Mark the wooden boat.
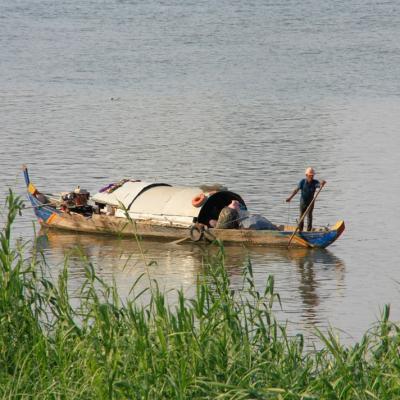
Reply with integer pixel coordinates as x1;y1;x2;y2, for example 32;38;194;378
23;166;345;249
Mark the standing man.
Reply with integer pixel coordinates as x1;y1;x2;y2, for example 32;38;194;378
286;167;326;231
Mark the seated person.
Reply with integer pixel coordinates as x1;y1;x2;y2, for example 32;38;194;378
216;200;241;229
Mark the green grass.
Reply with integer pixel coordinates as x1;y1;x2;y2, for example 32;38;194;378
1;191;400;399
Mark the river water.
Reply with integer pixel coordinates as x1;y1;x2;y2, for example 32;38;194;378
1;0;400;343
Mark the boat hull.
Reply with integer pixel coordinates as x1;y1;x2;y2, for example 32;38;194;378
27;195;344;249
23;167;345;249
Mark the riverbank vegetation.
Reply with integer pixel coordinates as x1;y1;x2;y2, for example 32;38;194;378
1;192;400;399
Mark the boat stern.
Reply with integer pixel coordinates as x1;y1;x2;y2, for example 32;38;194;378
302;220;345;248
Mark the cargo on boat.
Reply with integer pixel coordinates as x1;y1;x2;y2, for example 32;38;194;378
23;166;345;249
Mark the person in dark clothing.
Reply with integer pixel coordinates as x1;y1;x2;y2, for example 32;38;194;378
286;167;326;231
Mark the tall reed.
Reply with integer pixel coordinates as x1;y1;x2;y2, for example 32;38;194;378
1;192;399;399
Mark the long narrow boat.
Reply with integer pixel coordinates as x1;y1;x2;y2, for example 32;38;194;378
23;166;345;249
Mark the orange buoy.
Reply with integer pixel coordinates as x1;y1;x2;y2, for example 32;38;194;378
192;193;206;207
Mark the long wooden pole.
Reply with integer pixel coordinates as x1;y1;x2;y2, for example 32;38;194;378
287;184;325;248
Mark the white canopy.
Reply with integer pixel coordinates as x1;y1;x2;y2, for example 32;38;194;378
127;186;203;217
113;185;206;226
92;181;170;209
92;180;245;227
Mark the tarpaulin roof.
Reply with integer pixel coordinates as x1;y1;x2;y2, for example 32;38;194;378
92;182;170;209
92;180;246;226
127;186;204;218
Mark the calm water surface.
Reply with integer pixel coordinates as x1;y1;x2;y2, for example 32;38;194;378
1;0;400;343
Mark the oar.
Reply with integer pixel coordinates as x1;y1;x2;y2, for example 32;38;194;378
287;183;325;248
169;237;191;245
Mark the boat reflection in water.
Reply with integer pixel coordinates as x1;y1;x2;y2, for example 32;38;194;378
35;229;345;330
35;229;207;303
218;243;345;328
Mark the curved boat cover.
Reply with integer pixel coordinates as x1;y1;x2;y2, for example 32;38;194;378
114;185;205;225
93;180;245;227
92;182;170;209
